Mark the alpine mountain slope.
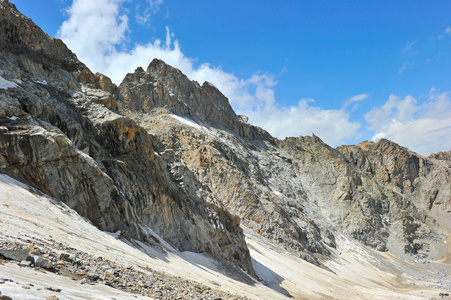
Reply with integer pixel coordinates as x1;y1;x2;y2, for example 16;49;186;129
0;1;450;299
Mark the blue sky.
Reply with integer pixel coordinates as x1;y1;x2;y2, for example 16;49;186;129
13;0;451;155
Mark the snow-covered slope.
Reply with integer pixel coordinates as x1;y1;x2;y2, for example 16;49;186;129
1;174;449;299
0;174;282;299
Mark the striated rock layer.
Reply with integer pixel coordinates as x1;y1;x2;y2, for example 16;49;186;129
0;0;450;284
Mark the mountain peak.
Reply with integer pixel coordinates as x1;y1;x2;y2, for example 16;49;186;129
117;59;273;140
146;58;185;77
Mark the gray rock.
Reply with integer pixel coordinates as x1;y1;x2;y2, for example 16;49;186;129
0;248;29;261
59;253;73;262
116;59;272;141
45;287;62;293
34;256;54;269
86;272;100;281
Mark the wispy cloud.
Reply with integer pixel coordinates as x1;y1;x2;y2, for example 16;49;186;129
446;27;451;36
247;98;361;145
401;40;417;55
365;89;451;155
136;0;163;25
344;93;369;111
398;61;414;74
188;66;361;145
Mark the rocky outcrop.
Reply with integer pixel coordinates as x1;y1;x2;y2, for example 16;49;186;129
338;140;451;231
429;150;451;161
279;136;449;258
134;116;336;265
0;0;99;91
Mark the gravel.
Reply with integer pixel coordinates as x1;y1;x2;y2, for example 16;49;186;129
0;237;249;300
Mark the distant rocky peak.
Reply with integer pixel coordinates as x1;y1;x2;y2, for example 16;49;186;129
429;150;451;161
144;58;233;116
117;58;273;140
374;138;411;154
146;58;191;84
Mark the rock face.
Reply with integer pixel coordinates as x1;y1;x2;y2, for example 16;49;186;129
0;0;450;282
0;0;253;275
279;136;450;258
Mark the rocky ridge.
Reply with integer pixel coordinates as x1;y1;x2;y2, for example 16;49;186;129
0;0;450;298
279;136;450;259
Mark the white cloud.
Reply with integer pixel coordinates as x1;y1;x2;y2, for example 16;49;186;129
190;67;361;146
365;90;451;156
56;0;361;147
345;93;369;105
58;0;129;72
192;69;360;146
247;98;361;146
58;0;191;83
446;27;451;36
401;40;417;55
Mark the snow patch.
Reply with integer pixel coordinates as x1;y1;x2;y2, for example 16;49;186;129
169;114;230;145
7;116;18;121
0;75;18;89
35;79;48;85
170;114;204;131
272;190;283;197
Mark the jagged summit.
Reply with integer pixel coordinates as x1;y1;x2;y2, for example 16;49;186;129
117;58;273;141
117;58;236;122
